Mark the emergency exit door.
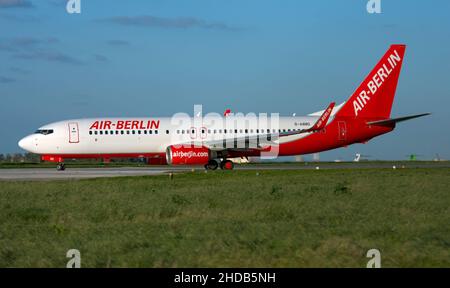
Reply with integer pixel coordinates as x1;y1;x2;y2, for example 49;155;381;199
68;122;79;143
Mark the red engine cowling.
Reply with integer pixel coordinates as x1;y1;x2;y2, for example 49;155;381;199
166;145;211;165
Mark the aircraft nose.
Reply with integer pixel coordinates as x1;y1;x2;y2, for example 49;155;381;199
18;136;33;151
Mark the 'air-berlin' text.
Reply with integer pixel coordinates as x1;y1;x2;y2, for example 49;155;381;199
89;120;160;130
353;49;401;116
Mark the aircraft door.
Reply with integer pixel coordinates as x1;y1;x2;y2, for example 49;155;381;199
338;121;347;141
68;122;80;143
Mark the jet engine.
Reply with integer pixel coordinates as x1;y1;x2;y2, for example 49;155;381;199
166;145;211;165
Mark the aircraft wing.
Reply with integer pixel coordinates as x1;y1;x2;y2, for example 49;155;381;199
202;102;336;150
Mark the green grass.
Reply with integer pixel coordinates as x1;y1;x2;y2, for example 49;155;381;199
0;168;449;267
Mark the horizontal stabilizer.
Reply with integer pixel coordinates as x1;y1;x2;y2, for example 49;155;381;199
366;113;430;127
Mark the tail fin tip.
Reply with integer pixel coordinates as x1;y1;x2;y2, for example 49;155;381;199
337;44;406;119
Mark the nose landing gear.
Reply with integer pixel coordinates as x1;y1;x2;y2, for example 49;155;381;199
56;163;66;171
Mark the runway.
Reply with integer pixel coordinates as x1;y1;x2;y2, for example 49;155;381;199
0;162;448;181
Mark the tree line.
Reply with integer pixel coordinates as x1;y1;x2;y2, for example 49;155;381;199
0;153;41;163
0;153;151;164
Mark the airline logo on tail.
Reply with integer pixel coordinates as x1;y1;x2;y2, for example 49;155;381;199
353;49;402;116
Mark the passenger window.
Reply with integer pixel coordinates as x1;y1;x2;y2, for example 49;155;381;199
100;131;103;135
155;130;158;134
121;131;124;135
166;130;169;134
127;131;130;134
144;130;147;134
89;131;92;135
105;131;108;135
138;130;141;134
149;130;153;134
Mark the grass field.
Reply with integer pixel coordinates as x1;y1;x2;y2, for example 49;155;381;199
0;168;449;267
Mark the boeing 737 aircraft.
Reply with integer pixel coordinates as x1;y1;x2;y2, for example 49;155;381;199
18;45;429;170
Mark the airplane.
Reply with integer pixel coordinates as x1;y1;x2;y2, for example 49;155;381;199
18;44;430;171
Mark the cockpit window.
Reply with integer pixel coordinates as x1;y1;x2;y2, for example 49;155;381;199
35;129;54;135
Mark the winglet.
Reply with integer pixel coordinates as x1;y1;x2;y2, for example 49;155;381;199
223;109;232;117
309;102;335;131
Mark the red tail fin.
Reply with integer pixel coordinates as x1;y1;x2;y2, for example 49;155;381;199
337;44;406;119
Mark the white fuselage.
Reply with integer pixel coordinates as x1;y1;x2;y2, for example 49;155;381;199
18;116;319;156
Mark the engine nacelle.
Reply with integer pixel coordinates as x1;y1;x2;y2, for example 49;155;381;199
166;145;211;165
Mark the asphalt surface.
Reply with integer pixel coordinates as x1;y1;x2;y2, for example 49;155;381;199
0;162;448;181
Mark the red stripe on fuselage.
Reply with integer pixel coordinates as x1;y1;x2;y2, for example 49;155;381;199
41;153;166;162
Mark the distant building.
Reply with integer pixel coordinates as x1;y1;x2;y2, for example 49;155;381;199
295;155;304;162
313;153;320;162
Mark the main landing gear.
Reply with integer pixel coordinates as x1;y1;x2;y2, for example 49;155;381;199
204;160;218;170
220;160;234;170
204;159;234;170
56;163;66;171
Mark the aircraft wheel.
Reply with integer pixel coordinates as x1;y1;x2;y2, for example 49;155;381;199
220;160;234;170
204;160;218;170
56;163;66;171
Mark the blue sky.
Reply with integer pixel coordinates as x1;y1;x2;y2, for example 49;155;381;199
0;0;449;160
